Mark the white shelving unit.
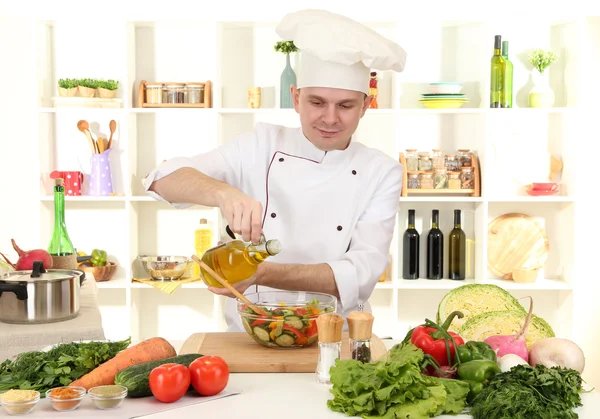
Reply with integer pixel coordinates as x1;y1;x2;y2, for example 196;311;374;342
30;15;598;351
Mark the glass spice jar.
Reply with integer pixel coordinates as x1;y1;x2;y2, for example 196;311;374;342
445;154;460;172
165;83;186;104
434;168;448;189
460;167;475;189
458;149;472;167
420;173;434;189
407;173;420;189
145;83;163;104
405;149;418;171
431;149;445;170
186;83;204;104
448;172;461;189
418;153;432;171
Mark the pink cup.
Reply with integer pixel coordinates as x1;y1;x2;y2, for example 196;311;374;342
50;171;84;196
531;182;558;192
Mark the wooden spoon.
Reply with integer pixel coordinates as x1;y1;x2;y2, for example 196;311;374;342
191;255;268;316
77;120;98;154
107;120;116;149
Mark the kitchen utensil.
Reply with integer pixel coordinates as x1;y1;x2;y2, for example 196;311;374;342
138;255;191;281
79;261;117;282
0;260;86;324
237;290;337;348
97;137;106;153
179;332;387;373
107;120;116;149
488;213;549;280
77;120;98;154
49;170;84;196
191;255;268;316
88;148;114;196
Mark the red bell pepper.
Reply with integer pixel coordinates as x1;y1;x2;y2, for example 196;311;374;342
282;324;308;345
410;311;465;367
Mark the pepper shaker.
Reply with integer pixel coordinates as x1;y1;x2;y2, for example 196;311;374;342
315;313;344;384
347;311;374;363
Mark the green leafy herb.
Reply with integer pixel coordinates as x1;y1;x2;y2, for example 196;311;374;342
528;49;558;74
0;338;131;396
274;40;298;55
470;363;583;419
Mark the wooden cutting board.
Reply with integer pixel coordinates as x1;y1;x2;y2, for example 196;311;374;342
179;332;389;373
488;213;549;280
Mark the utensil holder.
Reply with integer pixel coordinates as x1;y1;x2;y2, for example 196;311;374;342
88;149;114;196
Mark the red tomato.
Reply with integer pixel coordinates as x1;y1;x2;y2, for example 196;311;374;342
189;356;230;396
149;363;191;403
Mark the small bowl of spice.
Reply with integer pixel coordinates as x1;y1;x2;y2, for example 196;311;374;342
88;385;127;410
45;386;86;412
0;389;40;416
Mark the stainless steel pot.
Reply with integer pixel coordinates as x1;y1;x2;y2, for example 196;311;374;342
0;260;86;324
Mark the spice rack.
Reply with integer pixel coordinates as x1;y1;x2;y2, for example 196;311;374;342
137;80;213;108
399;151;481;197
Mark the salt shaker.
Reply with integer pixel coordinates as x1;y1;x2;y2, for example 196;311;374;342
347;311;374;363
315;313;344;384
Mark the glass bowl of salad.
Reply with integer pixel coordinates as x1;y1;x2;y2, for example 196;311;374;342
237;291;337;348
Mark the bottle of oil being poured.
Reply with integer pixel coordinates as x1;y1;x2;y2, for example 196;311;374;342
199;233;281;287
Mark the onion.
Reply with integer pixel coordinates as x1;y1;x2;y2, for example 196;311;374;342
484;296;533;362
497;354;529;372
0;239;53;271
529;337;585;374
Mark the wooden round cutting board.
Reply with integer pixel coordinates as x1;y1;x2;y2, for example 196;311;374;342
488;213;549;280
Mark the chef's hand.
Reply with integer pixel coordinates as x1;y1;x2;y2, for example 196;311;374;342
217;186;263;244
208;276;256;298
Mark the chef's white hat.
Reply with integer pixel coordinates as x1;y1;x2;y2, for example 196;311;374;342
275;9;407;95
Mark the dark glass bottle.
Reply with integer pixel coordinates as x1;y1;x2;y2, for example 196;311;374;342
47;178;75;256
402;209;419;279
427;209;443;280
448;209;466;280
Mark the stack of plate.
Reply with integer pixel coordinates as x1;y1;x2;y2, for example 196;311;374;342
419;82;468;109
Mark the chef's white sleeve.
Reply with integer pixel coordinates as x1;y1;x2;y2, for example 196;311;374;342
326;162;403;312
141;131;258;208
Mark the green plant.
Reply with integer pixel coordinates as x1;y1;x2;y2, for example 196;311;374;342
77;78;99;89
97;79;119;90
58;78;78;89
527;49;558;74
274;40;298;55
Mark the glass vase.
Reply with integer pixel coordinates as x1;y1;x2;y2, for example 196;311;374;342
280;54;296;109
528;70;555;108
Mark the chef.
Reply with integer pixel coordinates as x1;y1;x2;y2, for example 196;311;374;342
143;9;407;332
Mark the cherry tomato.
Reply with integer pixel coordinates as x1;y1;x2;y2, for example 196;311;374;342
189;355;230;396
149;363;191;403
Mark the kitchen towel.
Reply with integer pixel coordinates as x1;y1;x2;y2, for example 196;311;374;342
132;276;204;295
27;387;241;418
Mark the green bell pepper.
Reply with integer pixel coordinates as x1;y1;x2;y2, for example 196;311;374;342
90;249;107;267
456;340;497;363
457;359;501;403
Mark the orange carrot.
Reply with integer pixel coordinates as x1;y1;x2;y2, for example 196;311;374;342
69;337;176;390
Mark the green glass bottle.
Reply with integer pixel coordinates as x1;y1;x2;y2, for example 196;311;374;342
490;35;506;108
501;40;513;108
48;178;75;256
448;209;466;280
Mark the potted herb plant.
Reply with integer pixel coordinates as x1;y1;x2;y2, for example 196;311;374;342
78;78;98;98
527;49;558;108
274;40;299;108
97;79;119;98
57;78;78;97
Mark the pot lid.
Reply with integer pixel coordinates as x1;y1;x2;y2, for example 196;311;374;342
0;260;80;283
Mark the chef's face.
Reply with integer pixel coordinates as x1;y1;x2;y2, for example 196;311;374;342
292;86;372;151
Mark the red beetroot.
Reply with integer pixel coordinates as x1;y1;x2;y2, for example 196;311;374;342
0;239;53;270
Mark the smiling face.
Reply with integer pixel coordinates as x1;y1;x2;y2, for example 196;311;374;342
292;86;372;151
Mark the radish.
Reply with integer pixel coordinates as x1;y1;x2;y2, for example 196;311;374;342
0;239;53;271
529;337;585;374
484;296;533;362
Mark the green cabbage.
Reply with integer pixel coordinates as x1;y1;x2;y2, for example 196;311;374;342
458;310;555;349
437;284;526;331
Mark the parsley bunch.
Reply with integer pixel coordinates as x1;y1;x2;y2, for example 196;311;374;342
470;363;584;419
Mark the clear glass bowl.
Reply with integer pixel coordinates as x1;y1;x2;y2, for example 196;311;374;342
45;386;86;412
237;291;337;349
137;255;191;281
88;385;127;410
0;390;40;416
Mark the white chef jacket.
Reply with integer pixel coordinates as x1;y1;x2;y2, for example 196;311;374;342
142;122;403;332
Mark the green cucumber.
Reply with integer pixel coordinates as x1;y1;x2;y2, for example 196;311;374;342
114;353;203;398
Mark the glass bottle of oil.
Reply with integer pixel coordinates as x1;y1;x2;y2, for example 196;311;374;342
199;236;281;287
190;218;214;278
